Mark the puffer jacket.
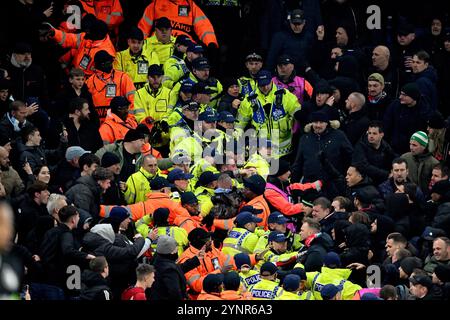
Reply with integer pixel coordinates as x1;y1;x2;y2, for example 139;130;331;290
65;175;102;219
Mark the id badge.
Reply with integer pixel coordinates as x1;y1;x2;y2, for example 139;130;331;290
178;5;188;16
105;83;117;98
137;61;148;74
80;54;91;70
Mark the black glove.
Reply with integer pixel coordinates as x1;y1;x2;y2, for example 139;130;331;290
202;213;215;228
159;120;169;133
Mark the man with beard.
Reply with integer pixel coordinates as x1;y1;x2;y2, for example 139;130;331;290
99;96;137;145
0;146;24;199
366;73;392;122
134;64;171;124
64;97;103;153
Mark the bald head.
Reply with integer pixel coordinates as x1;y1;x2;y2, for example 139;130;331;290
346;92;366;113
372;46;390;70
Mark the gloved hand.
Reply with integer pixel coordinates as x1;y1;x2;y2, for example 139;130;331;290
159;120;170;133
202;213;215;228
38;22;55;40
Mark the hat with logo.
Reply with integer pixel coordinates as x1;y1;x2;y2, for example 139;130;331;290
421;226;447;241
187;43;204;53
198;110;218;122
175;35;192;47
180;82;194;93
192;82;215;95
410;131;429;147
268;212;289;225
181;101;200;111
268;231;287;243
191;57;210;70
277;55;294;65
245;52;263;62
289;9;305;24
256;70;272;86
218;111;235;123
235;211;263;227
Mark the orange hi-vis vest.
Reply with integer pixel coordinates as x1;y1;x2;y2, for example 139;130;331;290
52;29;116;76
138;0;218;47
99;113;137;144
81;0;124;31
86;70;136;123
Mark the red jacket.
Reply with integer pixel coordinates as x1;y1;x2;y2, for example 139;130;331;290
121;286;146;300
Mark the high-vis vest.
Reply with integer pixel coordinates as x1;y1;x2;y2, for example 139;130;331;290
238;76;257;97
243;153;270;180
81;0;124;31
272;76;313;104
138;0;218;47
86;70;136;123
194;186;215;217
99;113;137;145
306;267;362;300
144;35;176;66
144;226;188;256
239;270;261;291
163;55;189;89
222;227;260;256
236;84;301;157
114;47;160;89
124;168;160;204
134;84;172;124
52;29;116;76
250;279;283;300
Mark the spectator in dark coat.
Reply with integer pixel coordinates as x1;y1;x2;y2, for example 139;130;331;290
65;167;114;220
292;111;353;185
150;235;188;300
266;9;314;74
366;46;400;98
82;223;151;299
52;147;91;193
342;92;370;145
100;152;126;206
434;33;450;116
431;183;450;235
15;181;49;245
352;121;398;185
18;125;67;176
412;51;438;110
385;193;413;238
62;97;102;153
366;73;393;122
217;77;242;117
39;206;94;295
298;218;334;272
341;223;371;267
383;83;431;154
80;256;113;300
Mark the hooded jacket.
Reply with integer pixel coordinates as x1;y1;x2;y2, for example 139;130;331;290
149;253;187;300
341;223;370;266
80;269;112;300
65;175;102;219
329;55;361;100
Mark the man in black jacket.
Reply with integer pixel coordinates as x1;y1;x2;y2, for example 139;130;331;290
62;97;102;153
342;92;370;145
352;121;397;185
15;181;49;245
80;256;112;300
39;205;95;297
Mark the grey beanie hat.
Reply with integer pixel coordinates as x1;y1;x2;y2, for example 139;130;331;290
156;235;178;254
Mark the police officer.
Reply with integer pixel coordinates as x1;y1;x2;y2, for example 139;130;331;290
194;171;220;217
134;64;172;124
234;253;261;292
236;70;301;159
167;168;194;200
222;211;262;256
250;262;283;300
239;53;264;96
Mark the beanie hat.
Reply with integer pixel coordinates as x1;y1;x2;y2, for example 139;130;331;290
153;208;170;226
94;50;114;66
156;235;178;254
431;180;450;196
400;257;423;277
434;265;450;283
243;175;266;195
101;152;120;168
124;129;145;142
410;131;429;147
222;77;239;90
202;273;224;293
428;112;446;129
188;228;211;249
401;83;421;101
234;253;251;269
109;206;130;222
273;159;291;177
310;111;330;123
